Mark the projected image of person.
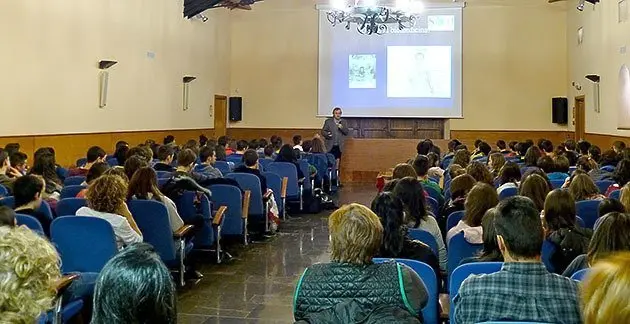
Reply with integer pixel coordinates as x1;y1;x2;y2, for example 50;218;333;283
411;51;434;95
387;46;451;98
348;54;376;89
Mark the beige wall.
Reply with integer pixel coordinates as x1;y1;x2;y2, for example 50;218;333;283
229;0;569;131
567;0;630;136
0;0;230;136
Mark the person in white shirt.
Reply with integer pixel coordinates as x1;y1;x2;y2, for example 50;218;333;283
76;174;142;250
293;135;303;152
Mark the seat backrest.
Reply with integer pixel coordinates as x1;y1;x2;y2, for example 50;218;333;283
127;200;177;261
307;154;329;180
0;184;8;197
595;180;614;194
576;200;602;229
576;216;585;228
499;187;518;200
601;165;615;172
447;232;483;278
449;262;503;324
550;179;565;189
208;184;244;236
0;196;15;208
447;210;465;232
408;228;439;256
57;198;87;217
51;216;118;273
16;214;45;235
259;159;273;171
226;173;264;215
262;172;284;213
214;161;232;175
38;200;54;221
571;268;589;281
426;196;439;216
63;176;86;186
541;239;556;273
298;160;311;190
75;158;87;168
267;162;299;197
373;258;438;324
60;185;86;200
156;171;171;179
106;157;119;167
609;189;621;200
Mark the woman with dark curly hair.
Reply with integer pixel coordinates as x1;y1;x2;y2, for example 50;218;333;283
466;161;493;186
371;192;440;278
76;175;142;249
451;149;471;168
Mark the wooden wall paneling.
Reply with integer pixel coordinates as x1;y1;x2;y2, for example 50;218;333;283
584;133;629;150
34;134;112;167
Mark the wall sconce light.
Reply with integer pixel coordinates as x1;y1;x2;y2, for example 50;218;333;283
183;76;197;111
98;60;118;108
586;74;601;113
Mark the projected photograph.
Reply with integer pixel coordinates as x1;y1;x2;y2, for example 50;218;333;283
349;54;376;89
387;46;452;98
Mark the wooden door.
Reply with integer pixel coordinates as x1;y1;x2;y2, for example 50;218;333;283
574;95;586;141
213;95;227;137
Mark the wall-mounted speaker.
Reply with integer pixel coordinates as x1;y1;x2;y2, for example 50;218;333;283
552;97;568;124
229;97;242;122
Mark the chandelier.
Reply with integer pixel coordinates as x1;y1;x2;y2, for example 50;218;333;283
325;0;424;35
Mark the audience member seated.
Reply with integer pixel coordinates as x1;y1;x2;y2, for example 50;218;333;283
589;150;619;182
293;203;427;322
13;175;52;236
459;208;503;265
76;162;110;198
0;226;61;322
537;155;554;174
578;140;592;156
454;196;581;324
471;141;491;160
519;173;550;212
563;212;630;278
393;177;446;271
234;149;268;194
447;182;498;245
124;155;150;181
103;166;129;183
371;192;440;278
197;146;223;179
292;135;303;152
77;175;143;250
522;146;542;173
426;152;443;179
569;173;606;201
262;144;275;160
604;158;630;195
310;137;328;156
540;139;554;156
447;163;466;180
496;162;521;195
439;174;476;237
153;145;176;172
497;140;511;156
9;151;28;177
465;161;493;186
127;167;184;233
0;205;16;227
125;146;153;164
392;163;417;180
412;155;444;205
594;198;626;230
548;155;571;181
301;139;312;154
68;146;107;177
183;139;200;155
171;149;215;187
582;252;630;324
543;189;593;274
232;140;249;159
488;152;505;179
588;145;602;164
451;149;470;168
0;150;21;193
256;138;267;154
91;243;176;324
114;145;129;167
275;144;305;180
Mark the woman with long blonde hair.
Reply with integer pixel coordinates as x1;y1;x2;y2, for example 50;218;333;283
582;252;630;324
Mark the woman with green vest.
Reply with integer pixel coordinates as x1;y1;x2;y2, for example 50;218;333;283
293;203;428;323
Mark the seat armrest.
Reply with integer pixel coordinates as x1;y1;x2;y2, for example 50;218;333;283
263;191;273;200
242;191;251;219
280;177;288;199
212;206;227;226
173;225;195;238
55;274;80;295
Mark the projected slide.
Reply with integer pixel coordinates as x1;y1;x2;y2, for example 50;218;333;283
349;55;376;88
387;46;452;98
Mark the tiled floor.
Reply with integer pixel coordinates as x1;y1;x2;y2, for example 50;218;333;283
177;184;375;323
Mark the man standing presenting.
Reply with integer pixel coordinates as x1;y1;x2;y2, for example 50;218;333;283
321;107;349;183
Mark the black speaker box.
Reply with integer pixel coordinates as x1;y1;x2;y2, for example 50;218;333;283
552;97;568;124
229;97;242;122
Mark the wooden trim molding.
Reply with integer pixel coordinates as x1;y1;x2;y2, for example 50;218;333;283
450;130;573;149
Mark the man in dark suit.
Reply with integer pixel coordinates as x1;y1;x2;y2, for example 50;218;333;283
321;107;349;176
